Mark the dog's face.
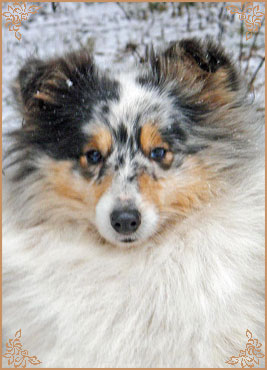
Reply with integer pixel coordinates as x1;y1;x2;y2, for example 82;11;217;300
10;39;245;247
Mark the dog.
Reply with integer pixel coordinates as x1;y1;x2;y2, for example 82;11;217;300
3;38;264;367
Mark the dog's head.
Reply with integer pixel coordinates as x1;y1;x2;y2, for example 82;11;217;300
8;38;249;247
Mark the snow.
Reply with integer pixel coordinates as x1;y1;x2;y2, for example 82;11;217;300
66;79;73;87
2;2;265;139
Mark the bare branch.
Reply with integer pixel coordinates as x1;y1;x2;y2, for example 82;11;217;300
239;3;245;64
239;22;244;63
244;16;265;74
51;2;57;13
186;4;191;32
248;57;265;91
218;5;225;44
116;3;131;20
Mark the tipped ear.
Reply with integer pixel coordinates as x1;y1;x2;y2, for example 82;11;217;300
13;58;47;108
164;38;232;74
152;38;241;107
13;49;95;124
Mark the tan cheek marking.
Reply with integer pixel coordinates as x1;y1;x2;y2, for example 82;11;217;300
84;127;112;156
139;173;163;207
45;161;112;209
139;158;218;216
140;123;168;155
47;161;87;202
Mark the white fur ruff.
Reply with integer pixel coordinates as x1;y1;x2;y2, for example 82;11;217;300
3;163;265;368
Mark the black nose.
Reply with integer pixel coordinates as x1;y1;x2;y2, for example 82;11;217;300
110;209;141;234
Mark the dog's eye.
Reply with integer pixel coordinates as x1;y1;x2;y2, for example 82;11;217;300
150;147;166;161
86;150;102;165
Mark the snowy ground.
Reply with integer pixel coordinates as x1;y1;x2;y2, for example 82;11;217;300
2;1;265;140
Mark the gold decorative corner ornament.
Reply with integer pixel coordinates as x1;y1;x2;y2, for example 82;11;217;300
225;330;264;368
2;1;42;41
225;2;264;41
2;329;42;368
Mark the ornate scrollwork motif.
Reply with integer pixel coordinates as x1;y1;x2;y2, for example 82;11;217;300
2;329;42;368
225;330;265;368
2;1;42;41
225;2;264;40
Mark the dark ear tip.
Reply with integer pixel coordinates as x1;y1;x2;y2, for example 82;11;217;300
12;48;97;118
14;48;94;96
162;37;234;74
12;58;46;107
17;58;44;89
178;37;232;73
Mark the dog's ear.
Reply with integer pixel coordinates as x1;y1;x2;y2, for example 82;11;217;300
13;49;96;125
151;38;241;108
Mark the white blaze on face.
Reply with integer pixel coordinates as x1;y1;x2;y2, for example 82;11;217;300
94;173;159;247
92;73;173;247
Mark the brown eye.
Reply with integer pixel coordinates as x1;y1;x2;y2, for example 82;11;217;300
150;147;166;162
85;150;102;165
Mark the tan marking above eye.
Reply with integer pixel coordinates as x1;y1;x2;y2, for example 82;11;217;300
140;123;168;155
81;127;112;166
140;122;173;166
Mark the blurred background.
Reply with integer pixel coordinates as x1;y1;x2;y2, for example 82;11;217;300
2;1;265;137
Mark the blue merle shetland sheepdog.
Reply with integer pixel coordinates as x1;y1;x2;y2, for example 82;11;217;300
3;38;264;367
